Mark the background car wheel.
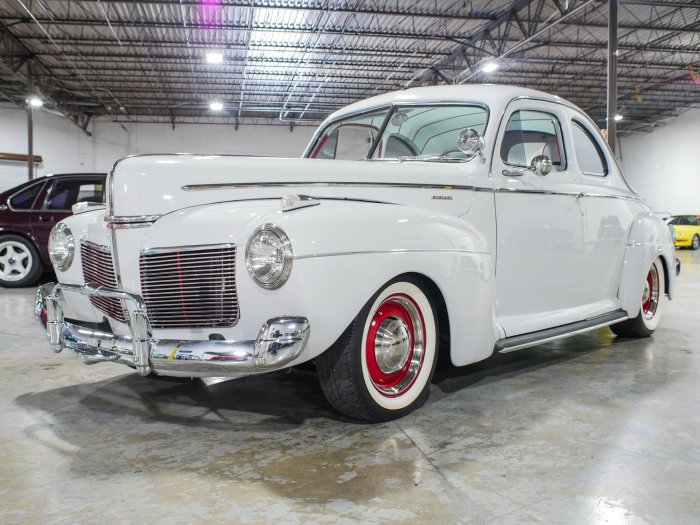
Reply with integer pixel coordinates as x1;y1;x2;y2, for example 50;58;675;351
611;257;665;338
692;235;699;250
316;276;438;422
0;235;43;288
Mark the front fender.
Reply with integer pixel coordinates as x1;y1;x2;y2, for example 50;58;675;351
143;199;495;366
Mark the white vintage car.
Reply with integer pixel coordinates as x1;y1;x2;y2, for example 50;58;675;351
36;85;676;421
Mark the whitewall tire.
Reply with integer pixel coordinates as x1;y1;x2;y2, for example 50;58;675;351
611;257;665;338
316;276;439;421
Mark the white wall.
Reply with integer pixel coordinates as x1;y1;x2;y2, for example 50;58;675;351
0;105;94;191
619;109;700;214
0;104;316;188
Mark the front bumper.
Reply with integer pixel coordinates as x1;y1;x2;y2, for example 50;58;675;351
35;283;311;377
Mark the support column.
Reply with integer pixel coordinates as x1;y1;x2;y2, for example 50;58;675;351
607;0;618;154
27;60;34;180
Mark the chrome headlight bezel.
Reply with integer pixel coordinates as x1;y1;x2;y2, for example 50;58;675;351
48;222;75;272
245;224;293;290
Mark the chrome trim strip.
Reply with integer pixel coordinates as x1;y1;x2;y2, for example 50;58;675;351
498;316;627;353
141;243;236;255
106;214;162;224
180;181;642;203
494;188;642;202
294;248;488;260
182;181;488;192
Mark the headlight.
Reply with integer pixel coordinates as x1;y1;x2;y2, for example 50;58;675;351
245;224;293;289
49;222;75;271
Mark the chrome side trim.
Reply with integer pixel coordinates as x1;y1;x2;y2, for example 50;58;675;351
179;181;642;203
141;243;235;255
495;310;628;354
105;215;161;230
294;248;488;260
182;181;488;192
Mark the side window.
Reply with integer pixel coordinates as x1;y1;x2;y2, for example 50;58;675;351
501;110;566;170
309;108;388;160
9;182;43;210
333;126;375;160
45;179;104;210
572;121;607;176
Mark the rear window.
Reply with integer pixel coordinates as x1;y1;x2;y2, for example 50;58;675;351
9;182;43;210
668;216;700;226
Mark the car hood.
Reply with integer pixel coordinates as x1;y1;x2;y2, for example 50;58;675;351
108;154;485;219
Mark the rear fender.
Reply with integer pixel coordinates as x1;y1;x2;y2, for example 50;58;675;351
618;212;675;317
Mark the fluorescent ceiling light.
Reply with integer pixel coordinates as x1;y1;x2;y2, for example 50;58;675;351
482;62;499;73
206;51;223;64
29;96;43;107
210;101;224;111
614;114;624;121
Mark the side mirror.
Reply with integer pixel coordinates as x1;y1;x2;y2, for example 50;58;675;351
530;155;552;176
457;128;485;163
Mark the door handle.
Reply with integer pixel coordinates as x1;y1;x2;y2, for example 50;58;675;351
502;169;524;177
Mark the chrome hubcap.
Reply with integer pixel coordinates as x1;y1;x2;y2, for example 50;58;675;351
642;264;659;320
365;294;426;397
375;316;411;374
0;241;32;282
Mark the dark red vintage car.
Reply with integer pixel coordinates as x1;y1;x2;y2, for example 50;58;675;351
0;173;105;288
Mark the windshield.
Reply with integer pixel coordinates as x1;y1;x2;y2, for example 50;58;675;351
308;104;488;161
668;216;700;226
373;106;487;160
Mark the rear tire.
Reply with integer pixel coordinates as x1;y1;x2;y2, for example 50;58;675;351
611;257;664;338
316;277;438;422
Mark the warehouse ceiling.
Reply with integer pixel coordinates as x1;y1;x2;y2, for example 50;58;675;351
0;0;698;133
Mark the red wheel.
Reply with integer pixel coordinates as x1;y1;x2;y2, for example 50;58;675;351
317;278;438;421
612;257;664;338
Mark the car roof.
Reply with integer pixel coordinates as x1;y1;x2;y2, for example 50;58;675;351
323;84;581;124
0;173;106;198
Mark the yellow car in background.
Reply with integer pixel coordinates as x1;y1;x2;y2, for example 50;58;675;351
669;215;700;250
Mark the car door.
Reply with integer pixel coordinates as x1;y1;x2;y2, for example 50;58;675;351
566;112;634;314
491;100;584;336
3;181;46;240
31;177;105;260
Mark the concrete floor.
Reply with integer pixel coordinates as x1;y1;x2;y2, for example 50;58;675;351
0;251;698;525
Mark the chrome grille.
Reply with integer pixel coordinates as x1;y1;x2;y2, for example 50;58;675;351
140;244;239;329
80;241;127;323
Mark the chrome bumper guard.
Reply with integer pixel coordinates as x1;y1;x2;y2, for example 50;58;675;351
35;283;310;377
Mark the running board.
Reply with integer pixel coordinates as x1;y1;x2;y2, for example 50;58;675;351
495;310;628;354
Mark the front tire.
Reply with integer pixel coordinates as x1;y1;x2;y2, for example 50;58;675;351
316;277;438;422
611;257;664;338
0;235;43;288
692;234;699;251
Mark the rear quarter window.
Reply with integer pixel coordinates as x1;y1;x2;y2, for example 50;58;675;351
9;182;43;210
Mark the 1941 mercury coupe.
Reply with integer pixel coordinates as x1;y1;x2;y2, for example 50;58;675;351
35;85;677;421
